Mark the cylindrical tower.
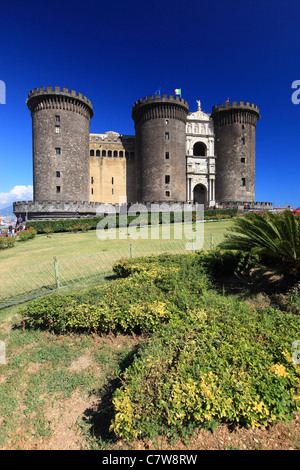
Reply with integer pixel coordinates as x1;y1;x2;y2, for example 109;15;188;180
132;94;189;203
211;101;260;203
27;86;93;202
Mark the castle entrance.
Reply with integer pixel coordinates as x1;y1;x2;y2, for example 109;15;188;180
193;183;207;205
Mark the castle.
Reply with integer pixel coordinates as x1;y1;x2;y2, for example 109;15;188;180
13;86;273;220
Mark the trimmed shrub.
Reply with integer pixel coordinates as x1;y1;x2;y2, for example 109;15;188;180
20;279;169;334
28;209;238;234
28;216;107;234
66;222;92;233
42;226;52;234
20;254;210;334
0;235;15;249
110;298;300;439
20;250;300;441
17;226;37;241
195;249;261;277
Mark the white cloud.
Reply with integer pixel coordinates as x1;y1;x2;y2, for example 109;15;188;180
0;185;33;206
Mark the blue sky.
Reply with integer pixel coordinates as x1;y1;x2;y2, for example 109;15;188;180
0;0;299;209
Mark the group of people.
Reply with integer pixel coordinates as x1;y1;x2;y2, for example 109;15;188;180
1;217;25;237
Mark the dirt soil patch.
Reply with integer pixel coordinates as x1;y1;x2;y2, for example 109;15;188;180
38;390;96;450
35;396;300;450
123;413;300;450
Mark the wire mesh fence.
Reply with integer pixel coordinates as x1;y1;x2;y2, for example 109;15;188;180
0;234;224;309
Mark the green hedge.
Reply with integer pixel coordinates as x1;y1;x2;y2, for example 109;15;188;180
28;216;116;234
28;209;238;234
111;301;300;439
0;235;16;250
20;250;300;440
19;249;259;334
20;253;209;334
204;208;237;218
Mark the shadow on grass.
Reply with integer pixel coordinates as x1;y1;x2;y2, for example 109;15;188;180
212;263;300;317
213;266;285;298
81;344;141;447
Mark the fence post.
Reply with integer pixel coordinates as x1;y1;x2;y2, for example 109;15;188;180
53;257;60;289
130;244;134;259
210;233;214;250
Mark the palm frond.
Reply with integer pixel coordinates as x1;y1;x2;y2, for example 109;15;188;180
220;211;300;265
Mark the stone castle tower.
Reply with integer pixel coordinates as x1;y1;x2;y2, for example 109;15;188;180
14;87;272;221
211;101;260;203
132;95;189;203
26;86;94;203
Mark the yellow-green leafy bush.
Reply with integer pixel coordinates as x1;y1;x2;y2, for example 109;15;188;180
20;254;209;334
111;299;300;439
19;252;300;440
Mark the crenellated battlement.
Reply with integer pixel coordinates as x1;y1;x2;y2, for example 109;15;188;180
211;100;260;127
212;101;259;114
27;86;93;118
132;94;189;124
133;93;189;108
27;86;93;107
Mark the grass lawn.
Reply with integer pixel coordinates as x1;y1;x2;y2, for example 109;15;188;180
0;299;144;450
0;219;233;273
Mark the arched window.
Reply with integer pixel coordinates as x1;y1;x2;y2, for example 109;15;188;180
96;150;100;157
102;150;106;156
113;150;118;158
108;150;112;157
193;142;207;156
119;151;123;158
90;149;95;156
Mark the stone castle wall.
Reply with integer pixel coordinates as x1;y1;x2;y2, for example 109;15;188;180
212;102;260;203
27;86;93;203
132;95;189;203
89;132;136;204
13;89;273;220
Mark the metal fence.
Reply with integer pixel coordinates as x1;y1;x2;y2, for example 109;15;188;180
0;235;223;309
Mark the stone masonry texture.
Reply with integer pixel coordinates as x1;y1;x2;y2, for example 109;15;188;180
132;95;189;203
19;89;265;221
27;87;93;203
211;103;260;203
